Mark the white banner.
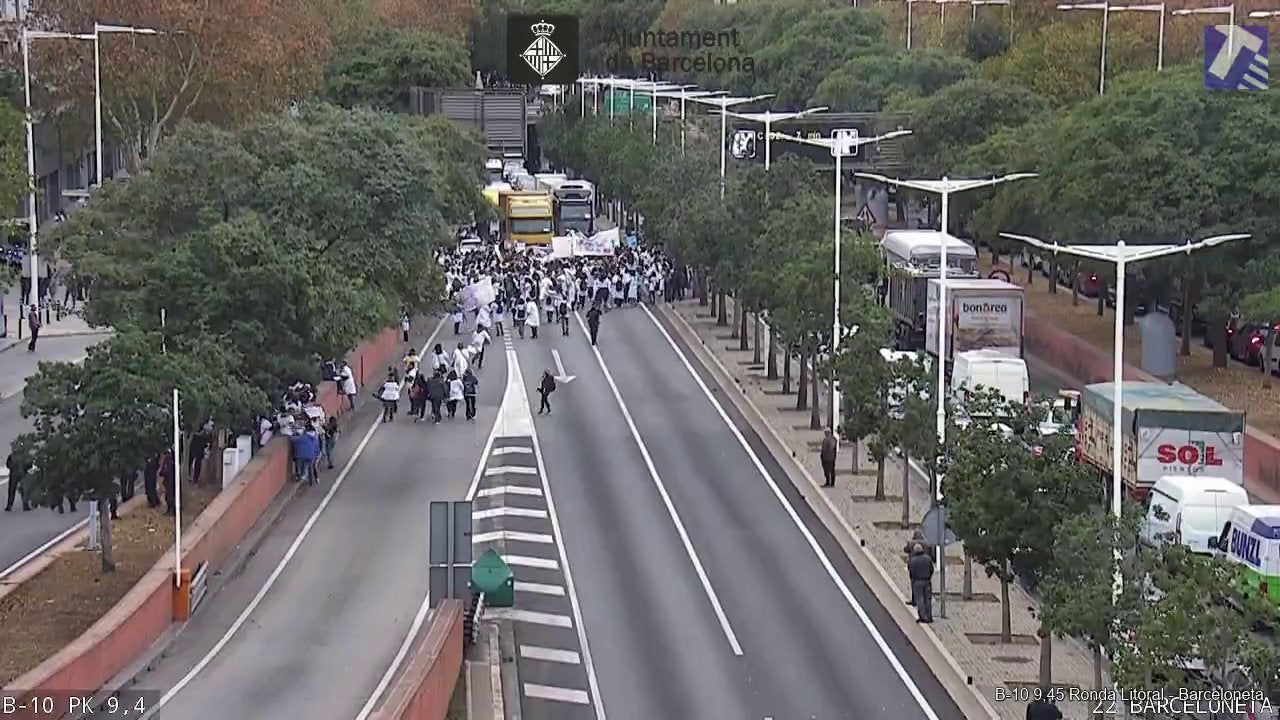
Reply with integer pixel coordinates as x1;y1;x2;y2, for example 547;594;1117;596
461;277;496;312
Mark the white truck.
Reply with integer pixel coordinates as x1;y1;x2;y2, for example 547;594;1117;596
925;278;1025;362
1077;381;1246;501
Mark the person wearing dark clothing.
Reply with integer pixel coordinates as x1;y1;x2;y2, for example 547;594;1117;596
426;372;448;423
463;369;479;420
1026;698;1063;720
513;302;527;339
162;453;177;516
27;305;41;351
323;415;340;468
190;429;212;485
143;455;162;508
907;543;935;623
558;297;570;336
903;530;934;607
289;430;321;486
586;303;602;346
819;428;838;487
119;469;136;502
537;370;557;415
409;374;428;421
4;453;30;511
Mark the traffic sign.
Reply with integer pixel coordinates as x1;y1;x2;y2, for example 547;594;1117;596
920;504;959;547
854;204;876;226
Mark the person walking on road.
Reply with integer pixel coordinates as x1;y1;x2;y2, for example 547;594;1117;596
401;312;411;343
463;368;479;420
819;429;838;487
426;370;447;423
4;452;31;512
513;299;527;338
446;370;463;419
377;372;401;423
409;373;428;422
537;370;557;415
907;543;935;623
558;293;571;336
586;302;602;346
26;304;41;352
471;325;491;369
524;298;541;339
430;344;449;375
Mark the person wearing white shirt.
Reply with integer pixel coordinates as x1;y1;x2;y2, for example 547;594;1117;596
452;342;470;377
471;327;492;369
377;375;401;423
524;298;541;339
339;362;357;410
446;371;464;419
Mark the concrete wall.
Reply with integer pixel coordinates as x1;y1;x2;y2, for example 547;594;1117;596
1;324;403;716
369;600;465;720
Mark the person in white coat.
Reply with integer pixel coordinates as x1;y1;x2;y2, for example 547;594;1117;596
524;298;541;339
452;342;470;377
339;362;357;411
471;326;492;369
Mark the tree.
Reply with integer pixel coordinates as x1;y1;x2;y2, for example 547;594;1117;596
880;355;942;527
832;295;894;487
0;99;24;214
369;0;476;38
944;391;1097;672
899;78;1046;176
17;329;266;572
31;0;334;172
813;49;973;112
322;29;471;111
964;17;1010;62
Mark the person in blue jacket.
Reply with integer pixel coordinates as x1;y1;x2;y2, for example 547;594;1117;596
289;427;321;486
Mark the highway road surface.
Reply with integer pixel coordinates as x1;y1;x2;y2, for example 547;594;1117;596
136;320;507;719
0;334;112;577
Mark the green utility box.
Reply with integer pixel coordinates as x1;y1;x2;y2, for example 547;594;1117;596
471;549;515;607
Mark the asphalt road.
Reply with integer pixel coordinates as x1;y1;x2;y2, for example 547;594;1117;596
135;322;507;720
510;305;966;720
0;334;112;576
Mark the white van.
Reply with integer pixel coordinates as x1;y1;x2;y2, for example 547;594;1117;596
1144;475;1249;554
951;349;1029;407
878;348;927;419
1210;505;1280;611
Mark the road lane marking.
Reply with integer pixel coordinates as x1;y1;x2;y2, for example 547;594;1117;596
491;446;533;456
0;518;89;581
504;555;559;570
639;305;941;720
515;581;565;596
472;530;554;544
570;311;744;657
484;465;538;476
524;684;590;705
146;317;449;718
488;608;573;628
476;485;543;498
521;646;581;664
472;506;548;520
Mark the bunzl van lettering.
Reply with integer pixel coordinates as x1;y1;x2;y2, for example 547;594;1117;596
1231;527;1263;567
1156;442;1224;468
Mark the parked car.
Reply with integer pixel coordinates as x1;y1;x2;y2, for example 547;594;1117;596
1230;322;1270;365
1165;300;1207;338
1076;271;1103;298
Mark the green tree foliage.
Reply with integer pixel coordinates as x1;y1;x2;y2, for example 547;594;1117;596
899;78;1046;176
322;28;471;111
814;49;973;112
964;17;1011;63
0;100;26;214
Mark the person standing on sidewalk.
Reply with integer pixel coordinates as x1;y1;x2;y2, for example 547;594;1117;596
27;304;41;351
339;362;357;411
907;543;935;623
401;312;411;343
4;452;30;511
819;429;838;487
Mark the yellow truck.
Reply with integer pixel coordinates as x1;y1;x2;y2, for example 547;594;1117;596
499;190;554;248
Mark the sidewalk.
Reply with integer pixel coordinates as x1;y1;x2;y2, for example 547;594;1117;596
665;298;1102;720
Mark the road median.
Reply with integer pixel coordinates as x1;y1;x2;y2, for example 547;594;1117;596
0;323;403;716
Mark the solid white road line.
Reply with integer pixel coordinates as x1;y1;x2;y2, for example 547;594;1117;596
571;310;744;657
518;341;608;720
472;530;554;545
488;608;573;628
355;327;505;720
490;446;533;456
146;317;449;718
524;684;591;705
472;507;548;520
484;465;537;476
476;485;543;498
0;517;89;581
504;555;560;570
520;645;582;665
640;305;941;720
515;581;565;596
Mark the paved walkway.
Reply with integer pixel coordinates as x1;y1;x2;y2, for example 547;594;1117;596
666;297;1102;720
0;283;101;356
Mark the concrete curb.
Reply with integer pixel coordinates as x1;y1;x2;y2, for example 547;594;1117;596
659;302;1001;720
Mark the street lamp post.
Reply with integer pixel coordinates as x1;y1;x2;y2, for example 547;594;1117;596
768;130;913;442
685;94;775;198
907;0;924;48
716;107;829;170
969;0;1010;22
1059;3;1166;75
93;24;165;188
643;82;694;145
1056;1;1115;94
656;88;726;156
1173;5;1237;59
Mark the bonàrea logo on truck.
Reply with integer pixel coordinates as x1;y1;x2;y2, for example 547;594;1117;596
1155;443;1223;467
960;302;1008;314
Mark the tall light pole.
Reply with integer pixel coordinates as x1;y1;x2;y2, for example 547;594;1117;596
969;0;1010;22
907;0;924;48
855;173;1037;510
1059;3;1165;77
93;24;165;188
685;94;774;198
21;29;96;313
1056;1;1113;94
1173;5;1237;60
769;130;913;435
641;82;694;145
657;88;726;156
715;107;828;170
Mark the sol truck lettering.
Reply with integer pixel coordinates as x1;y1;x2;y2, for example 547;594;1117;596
1155;442;1223;467
1231;527;1262;567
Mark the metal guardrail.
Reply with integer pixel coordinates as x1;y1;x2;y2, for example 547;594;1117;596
465;591;486;647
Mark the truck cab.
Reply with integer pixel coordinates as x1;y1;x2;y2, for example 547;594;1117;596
499;190;554;247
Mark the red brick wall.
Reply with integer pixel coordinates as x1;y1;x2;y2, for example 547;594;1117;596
370;600;464;720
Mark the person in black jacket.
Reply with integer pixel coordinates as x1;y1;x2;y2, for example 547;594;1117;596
425;371;448;423
4;453;30;511
537;370;557;415
463;369;479;420
907;543;935;623
586;302;602;346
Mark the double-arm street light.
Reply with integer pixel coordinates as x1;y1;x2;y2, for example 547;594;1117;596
768;129;913;432
998;233;1250;523
655;88;727;156
641;82;695;145
715;107;828;170
685;93;775;198
969;0;1011;22
855;173;1036;508
1057;2;1167;91
1173;5;1236;59
93;24;165;190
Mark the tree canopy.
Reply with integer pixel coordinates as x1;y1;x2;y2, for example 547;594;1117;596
322;28;471;111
